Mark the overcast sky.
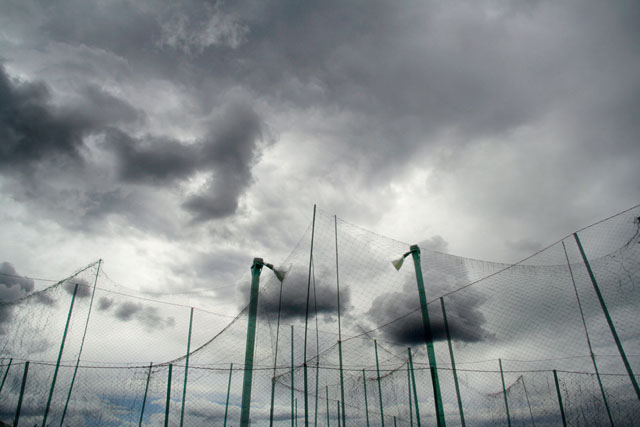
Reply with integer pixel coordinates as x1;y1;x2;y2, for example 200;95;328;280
1;0;639;307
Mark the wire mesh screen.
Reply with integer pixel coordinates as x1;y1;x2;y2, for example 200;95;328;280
0;205;639;426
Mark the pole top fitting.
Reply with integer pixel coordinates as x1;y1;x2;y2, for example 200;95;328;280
252;258;264;268
410;244;421;254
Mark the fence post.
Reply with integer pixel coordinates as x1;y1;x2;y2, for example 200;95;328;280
139;362;153;427
408;348;422;427
408;245;446;426
499;359;511;427
334;216;347;426
440;297;465;427
362;369;370;427
165;364;172;427
291;325;295;427
553;370;567;427
574;232;640;400
303;205;317;427
374;340;385;427
326;386;330;427
14;361;29;427
180;307;194;427
43;282;79;427
407;363;413;427
240;257;265;426
224;363;233;427
0;358;12;396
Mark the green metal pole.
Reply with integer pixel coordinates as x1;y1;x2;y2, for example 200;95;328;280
574;232;640;400
440;298;465;427
165;364;172;427
326;386;330;427
409;245;446;427
0;358;12;396
553;370;567;427
562;241;613;425
337;400;341;427
224;363;233;427
394;416;397;427
180;307;194;427
60;260;102;427
362;369;370;427
303;205;317;427
270;270;287;427
374;340;385;427
499;359;511;427
14;361;29;427
240;257;265;426
408;348;421;427
43;282;79;427
292;325;295;427
138;362;153;427
407;363;413;427
334;216;347;427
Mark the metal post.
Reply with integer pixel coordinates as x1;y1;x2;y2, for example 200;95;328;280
574;232;640;400
0;358;12;396
240;257;265;426
303;205;317;427
374;340;385;427
326;386;330;427
335;216;347;427
553;370;567;427
139;362;153;427
165;364;172;427
499;359;511;427
362;369;370;427
14;361;29;427
60;358;81;426
224;363;233;427
440;297;465;427
521;376;535;427
43;282;79;427
292;325;295;427
407;363;413;427
180;307;194;427
408;245;446;426
408;348;421;427
337;400;341;427
270;270;286;427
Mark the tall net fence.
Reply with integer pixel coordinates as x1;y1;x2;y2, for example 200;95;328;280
1;204;639;426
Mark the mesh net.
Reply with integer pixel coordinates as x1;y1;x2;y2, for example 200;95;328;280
0;204;639;426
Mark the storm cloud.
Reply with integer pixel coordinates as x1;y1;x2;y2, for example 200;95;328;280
97;297;176;331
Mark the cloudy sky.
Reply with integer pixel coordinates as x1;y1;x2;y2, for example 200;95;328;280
1;0;639;308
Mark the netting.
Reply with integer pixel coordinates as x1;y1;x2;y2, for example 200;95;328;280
1;204;639;426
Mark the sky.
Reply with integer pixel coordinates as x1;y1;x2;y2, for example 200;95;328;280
0;0;639;311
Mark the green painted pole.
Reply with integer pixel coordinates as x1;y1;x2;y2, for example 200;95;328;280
407;364;413;427
43;282;79;427
326;386;330;427
553;370;567;427
574;232;640;401
499;359;511;427
394;416;397;427
292;325;295;427
60;260;102;427
224;363;233;427
303;205;317;427
408;348;421;427
337;400;341;427
14;361;29;427
165;364;172;427
408;245;446;427
270;270;287;427
335;216;347;427
138;362;153;427
374;340;385;427
440;297;465;427
362;369;370;427
240;257;265;426
562;241;613;425
180;307;194;427
0;358;12;396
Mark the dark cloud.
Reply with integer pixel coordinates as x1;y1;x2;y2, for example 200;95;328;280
0;262;35;334
101;301;176;331
63;278;92;298
97;296;114;311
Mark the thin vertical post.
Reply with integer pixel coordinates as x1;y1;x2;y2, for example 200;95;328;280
553;370;567;427
312;264;320;427
165;364;172;427
138;362;153;427
337;400;341;427
43;282;79;427
562;241;613;425
521;376;535;427
408;348;421;427
326;386;330;427
270;272;286;427
409;245;445;427
224;363;233;427
60;260;102;427
292;325;295;427
295;398;298;427
180;307;194;427
362;369;370;427
407;364;413;427
440;297;465;427
14;361;29;427
374;340;385;427
240;257;265;426
303;205;317;427
0;358;12;396
394;416;397;427
574;232;640;400
499;359;511;427
335;216;347;427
